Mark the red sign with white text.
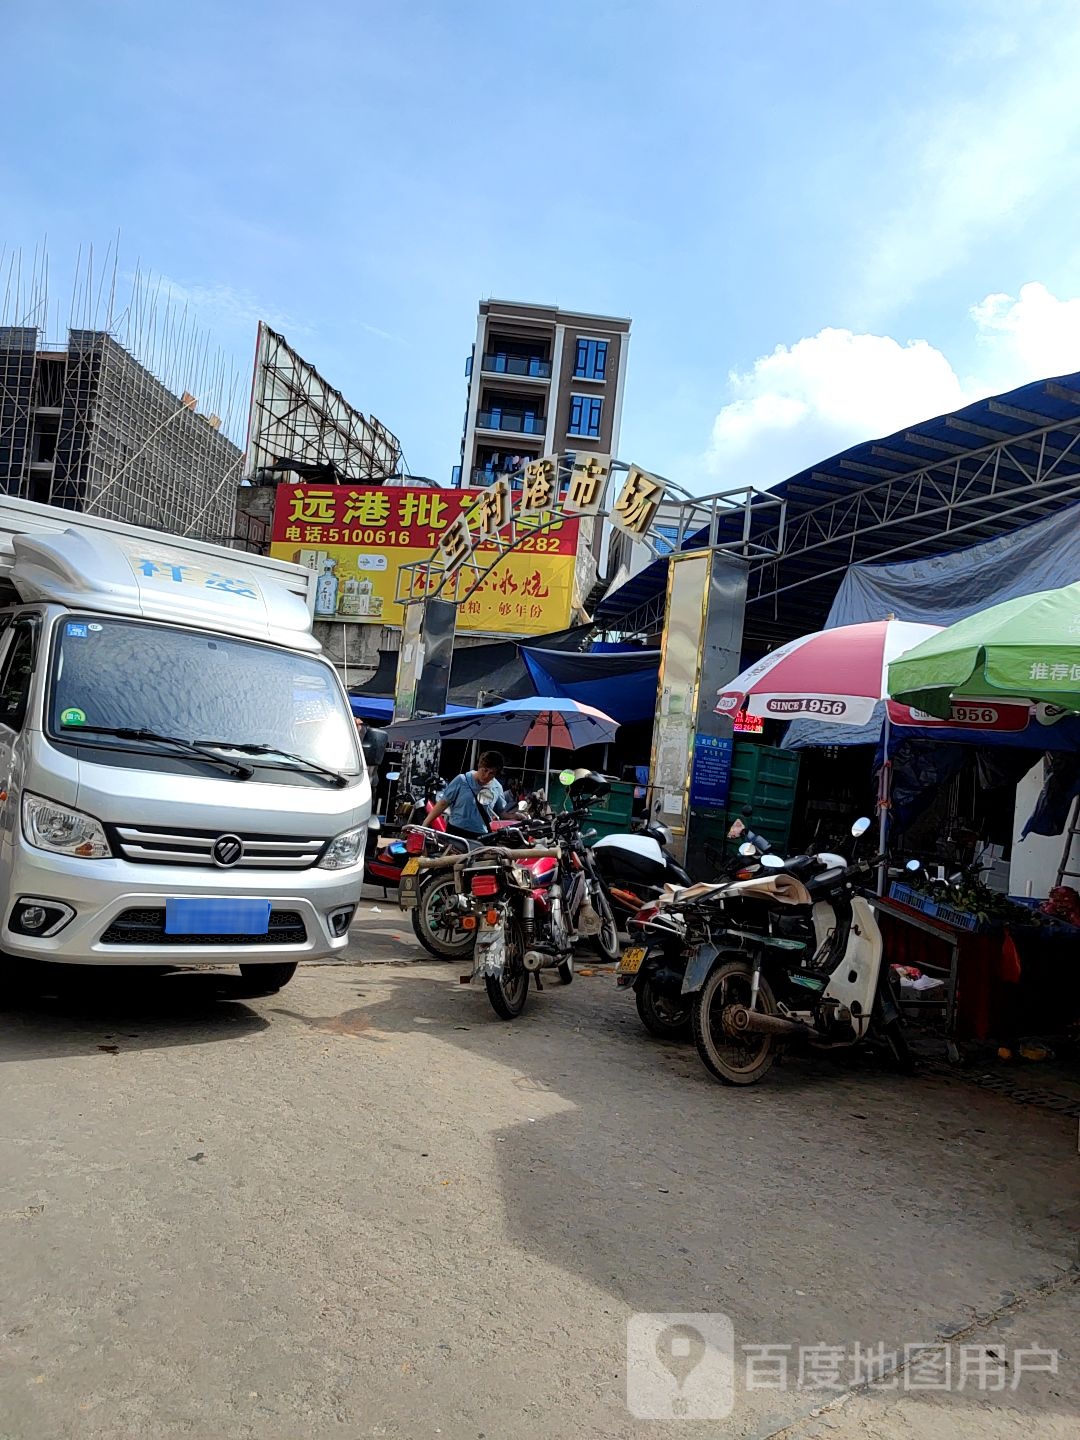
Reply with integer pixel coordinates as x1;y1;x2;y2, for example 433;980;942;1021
886;699;1030;732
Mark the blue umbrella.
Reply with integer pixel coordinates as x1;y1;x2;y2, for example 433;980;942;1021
388;697;620;788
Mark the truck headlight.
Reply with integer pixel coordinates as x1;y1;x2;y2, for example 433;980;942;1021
23;794;111;859
318;824;366;870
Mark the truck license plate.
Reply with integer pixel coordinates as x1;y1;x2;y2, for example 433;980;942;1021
165;898;271;935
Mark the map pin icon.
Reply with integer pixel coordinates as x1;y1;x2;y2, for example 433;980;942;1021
656;1322;707;1408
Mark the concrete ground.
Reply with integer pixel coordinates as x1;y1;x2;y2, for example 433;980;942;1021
1;892;1078;1440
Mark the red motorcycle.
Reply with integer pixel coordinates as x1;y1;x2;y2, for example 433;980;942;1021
408;771;621;1018
366;806;447;892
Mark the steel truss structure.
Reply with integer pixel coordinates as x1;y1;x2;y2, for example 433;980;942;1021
244;324;401;485
395;456;787;611
599;373;1080;647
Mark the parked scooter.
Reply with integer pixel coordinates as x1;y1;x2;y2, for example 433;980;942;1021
614;821;779;1040
592;820;692;926
677;819;914;1084
410;770;620;1019
365;777;446;887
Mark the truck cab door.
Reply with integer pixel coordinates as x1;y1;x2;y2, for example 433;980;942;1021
0;616;41;843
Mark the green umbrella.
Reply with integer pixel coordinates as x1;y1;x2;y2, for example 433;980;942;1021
887;581;1080;718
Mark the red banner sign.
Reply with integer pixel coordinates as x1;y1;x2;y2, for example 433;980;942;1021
887;699;1031;732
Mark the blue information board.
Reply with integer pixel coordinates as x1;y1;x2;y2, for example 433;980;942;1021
690;734;734;809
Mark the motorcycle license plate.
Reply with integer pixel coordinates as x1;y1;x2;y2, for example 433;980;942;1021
619;946;646;975
401;858;420;876
398;874;419;910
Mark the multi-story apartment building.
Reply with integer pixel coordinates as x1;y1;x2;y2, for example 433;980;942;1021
454;300;631;487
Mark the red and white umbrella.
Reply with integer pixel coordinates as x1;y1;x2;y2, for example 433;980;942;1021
716;620;942;727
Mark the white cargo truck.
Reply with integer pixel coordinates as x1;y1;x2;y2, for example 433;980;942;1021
0;496;370;992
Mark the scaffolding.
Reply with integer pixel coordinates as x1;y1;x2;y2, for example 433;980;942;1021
244;323;402;484
0;327;243;541
0;244;248;543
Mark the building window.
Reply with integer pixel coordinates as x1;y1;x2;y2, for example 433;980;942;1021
574;338;608;381
568;394;603;439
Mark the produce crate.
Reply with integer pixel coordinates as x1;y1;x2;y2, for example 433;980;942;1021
888;882;984;933
546;776;636;840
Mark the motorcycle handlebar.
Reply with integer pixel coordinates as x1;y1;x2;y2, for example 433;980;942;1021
413;846;562;872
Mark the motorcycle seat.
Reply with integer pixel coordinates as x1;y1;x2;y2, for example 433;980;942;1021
780;854;824;878
805;865;847;895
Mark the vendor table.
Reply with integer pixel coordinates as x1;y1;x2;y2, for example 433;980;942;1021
871;895;962;1059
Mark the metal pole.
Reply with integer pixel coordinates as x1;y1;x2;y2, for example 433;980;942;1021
877;712;891;896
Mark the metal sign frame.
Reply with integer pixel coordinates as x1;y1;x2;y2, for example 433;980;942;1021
395;456;685;612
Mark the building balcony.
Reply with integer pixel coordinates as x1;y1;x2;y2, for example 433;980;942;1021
476;409;547;435
481;352;552;380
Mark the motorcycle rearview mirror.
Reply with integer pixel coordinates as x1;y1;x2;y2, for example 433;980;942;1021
517;799;529;811
737;841;757;857
760;853;785;869
558;769;576;786
477;786;496;807
905;858;921;872
851;817;872;838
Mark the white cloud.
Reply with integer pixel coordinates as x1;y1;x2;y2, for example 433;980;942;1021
704;282;1080;490
706;328;965;489
970;281;1080;383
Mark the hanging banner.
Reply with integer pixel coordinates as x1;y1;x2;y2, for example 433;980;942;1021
269;483;578;636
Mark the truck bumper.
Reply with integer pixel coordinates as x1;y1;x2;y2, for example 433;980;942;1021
1;844;363;966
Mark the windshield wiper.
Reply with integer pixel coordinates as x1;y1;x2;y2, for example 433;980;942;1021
196;741;348;788
66;726;254;779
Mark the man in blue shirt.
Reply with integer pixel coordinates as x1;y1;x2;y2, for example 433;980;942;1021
427;750;510;838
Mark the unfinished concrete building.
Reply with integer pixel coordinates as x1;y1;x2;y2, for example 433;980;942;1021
0;326;242;542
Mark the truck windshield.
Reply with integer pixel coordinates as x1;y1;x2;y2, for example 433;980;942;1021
48;617;360;777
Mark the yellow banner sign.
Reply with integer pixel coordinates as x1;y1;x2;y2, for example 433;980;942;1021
269;484;577;636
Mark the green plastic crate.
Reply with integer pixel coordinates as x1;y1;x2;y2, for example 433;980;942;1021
690;740;801;858
546;776;636;839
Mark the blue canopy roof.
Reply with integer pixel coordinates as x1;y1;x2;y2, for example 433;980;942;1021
596;369;1080;640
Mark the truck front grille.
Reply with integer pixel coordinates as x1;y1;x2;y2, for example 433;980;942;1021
112;825;325;870
100;909;308;947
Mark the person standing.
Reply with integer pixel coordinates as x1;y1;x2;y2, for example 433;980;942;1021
426;751;509;839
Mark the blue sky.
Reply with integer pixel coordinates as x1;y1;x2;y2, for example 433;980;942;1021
5;0;1080;490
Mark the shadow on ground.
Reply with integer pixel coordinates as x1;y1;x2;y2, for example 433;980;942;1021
330;962;1080;1426
0;964;271;1061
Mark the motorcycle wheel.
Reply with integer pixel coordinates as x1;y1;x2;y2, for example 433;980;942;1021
590;888;622;963
635;977;691;1041
411;876;474;961
484;918;530;1018
693;959;778;1086
557;956;574;985
880;1017;916;1074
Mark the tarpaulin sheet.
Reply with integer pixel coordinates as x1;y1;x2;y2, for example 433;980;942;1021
520;646;660;724
786;504;1080;751
828;503;1080;629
